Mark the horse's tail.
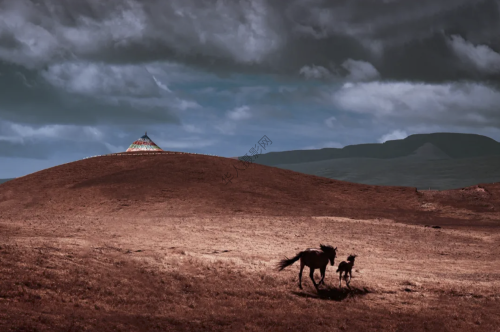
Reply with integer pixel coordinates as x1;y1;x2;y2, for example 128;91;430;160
277;252;303;271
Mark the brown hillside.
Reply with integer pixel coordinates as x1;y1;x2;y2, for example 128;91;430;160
0;152;499;224
1;152;500;331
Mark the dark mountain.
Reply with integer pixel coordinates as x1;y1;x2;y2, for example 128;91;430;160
246;133;500;190
274;155;500;190
253;133;500;166
0;178;13;184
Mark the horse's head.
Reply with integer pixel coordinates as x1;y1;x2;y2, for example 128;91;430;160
330;247;338;266
320;244;337;266
347;254;357;264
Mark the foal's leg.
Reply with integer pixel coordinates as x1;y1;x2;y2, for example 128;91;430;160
309;267;318;290
319;266;326;286
338;271;343;288
347;270;352;289
298;261;304;289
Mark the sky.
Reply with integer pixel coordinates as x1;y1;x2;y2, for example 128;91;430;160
1;0;500;178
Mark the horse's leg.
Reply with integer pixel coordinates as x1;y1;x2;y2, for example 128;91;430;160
309;267;318;290
319;266;326;286
298;260;304;289
347;270;352;289
339;271;343;288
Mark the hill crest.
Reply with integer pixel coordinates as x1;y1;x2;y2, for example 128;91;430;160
1;153;499;225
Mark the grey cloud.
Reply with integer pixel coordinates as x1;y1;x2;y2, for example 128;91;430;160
0;0;499;82
299;59;380;82
227;106;252;121
0;121;107;144
0;0;284;69
274;0;500;80
42;62;162;97
342;59;380;82
0;62;180;126
449;35;500;74
299;65;331;80
378;129;408;143
330;81;500;128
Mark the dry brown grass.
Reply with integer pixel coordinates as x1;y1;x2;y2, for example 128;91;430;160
1;214;500;331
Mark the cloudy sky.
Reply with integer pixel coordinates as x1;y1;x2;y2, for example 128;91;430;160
1;0;500;178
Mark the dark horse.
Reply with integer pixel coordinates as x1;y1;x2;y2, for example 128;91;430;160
277;244;337;290
337;254;357;289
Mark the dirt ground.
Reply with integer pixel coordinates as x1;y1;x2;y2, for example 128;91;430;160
1;214;499;331
1;154;500;331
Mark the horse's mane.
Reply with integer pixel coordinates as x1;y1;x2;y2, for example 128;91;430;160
320;244;334;253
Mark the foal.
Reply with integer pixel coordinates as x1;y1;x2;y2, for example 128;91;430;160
277;244;337;290
336;254;357;289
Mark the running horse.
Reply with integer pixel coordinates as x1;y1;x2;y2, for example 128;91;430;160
336;254;357;289
277;244;337;290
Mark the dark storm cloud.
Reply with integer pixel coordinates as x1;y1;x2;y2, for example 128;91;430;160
277;0;500;82
1;0;500;80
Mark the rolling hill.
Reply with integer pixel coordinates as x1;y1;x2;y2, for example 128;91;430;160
0;152;421;220
0;152;499;225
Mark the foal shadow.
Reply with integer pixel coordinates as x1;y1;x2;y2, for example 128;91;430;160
292;285;372;302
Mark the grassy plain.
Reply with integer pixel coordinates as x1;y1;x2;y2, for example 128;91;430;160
1;214;499;331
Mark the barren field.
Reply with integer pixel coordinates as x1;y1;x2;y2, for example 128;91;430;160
1;154;500;331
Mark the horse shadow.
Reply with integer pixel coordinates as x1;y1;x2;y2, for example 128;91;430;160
292;285;372;302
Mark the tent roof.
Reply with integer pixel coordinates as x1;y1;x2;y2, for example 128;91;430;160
126;132;163;152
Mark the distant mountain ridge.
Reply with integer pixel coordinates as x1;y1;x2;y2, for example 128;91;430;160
0;178;13;184
245;133;500;190
253;133;500;166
